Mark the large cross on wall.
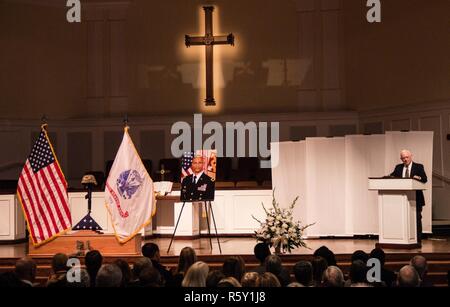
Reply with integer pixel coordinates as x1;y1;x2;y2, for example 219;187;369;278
185;6;234;106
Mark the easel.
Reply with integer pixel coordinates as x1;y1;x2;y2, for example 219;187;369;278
167;200;222;254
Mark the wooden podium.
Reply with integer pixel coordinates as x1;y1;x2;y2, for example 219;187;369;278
368;178;426;249
28;230;142;257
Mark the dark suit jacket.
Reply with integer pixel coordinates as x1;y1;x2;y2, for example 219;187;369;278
390;162;427;206
181;172;215;201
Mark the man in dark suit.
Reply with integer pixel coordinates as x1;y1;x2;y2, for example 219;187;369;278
390;149;427;244
181;156;215;201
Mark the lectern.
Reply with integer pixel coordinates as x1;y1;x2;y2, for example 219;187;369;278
368;178;426;249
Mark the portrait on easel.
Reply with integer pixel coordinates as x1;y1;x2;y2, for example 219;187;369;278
180;150;216;202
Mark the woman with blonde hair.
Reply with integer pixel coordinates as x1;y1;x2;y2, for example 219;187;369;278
182;261;209;287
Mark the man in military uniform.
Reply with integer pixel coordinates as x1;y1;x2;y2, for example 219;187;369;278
181;155;215;201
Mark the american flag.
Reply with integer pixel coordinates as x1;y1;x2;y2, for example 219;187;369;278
181;151;194;180
17;127;72;246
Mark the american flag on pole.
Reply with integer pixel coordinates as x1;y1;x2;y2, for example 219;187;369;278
181;152;194;180
17;126;72;246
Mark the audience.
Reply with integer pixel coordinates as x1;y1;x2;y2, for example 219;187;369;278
217;276;242;287
241;272;260;287
397;265;420;287
369;247;396;287
85;250;103;287
264;255;290;286
182;261;209;287
113;259;131;287
96;264;122;287
345;260;369;287
293;261;313;287
206;270;226;287
129;257;153;287
222;256;246;282
411;255;433;287
142;242;173;286
0;243;445;288
139;266;162;287
14;257;37;287
252;243;271;274
351;250;369;264
46;253;69;287
311;256;328;287
173;246;197;287
313;246;337;266
259;272;281;287
322;266;344;287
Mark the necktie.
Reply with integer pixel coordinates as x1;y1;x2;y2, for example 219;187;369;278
405;167;410;178
193;176;197;183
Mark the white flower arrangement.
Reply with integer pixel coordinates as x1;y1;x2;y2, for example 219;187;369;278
252;191;314;253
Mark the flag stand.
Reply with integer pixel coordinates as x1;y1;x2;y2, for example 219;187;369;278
167;200;222;254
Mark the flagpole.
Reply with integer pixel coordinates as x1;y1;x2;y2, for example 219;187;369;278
123;114;129;131
41;114;48;131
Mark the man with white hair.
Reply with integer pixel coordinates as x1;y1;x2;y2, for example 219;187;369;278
390;149;427;244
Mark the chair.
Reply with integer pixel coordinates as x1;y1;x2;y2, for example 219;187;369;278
216;157;233;181
236;157;260;181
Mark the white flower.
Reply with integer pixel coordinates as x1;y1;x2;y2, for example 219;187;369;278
282;223;288;229
276;215;282;220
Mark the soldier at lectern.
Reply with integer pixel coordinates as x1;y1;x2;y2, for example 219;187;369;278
390;149;428;243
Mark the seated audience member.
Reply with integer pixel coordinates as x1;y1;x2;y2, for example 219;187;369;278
241;272;260;287
217;277;242;287
293;261;313;287
258;272;281;287
0;272;24;287
182;261;209;287
265;255;291;286
287;282;304;287
47;253;69;287
351;250;369;264
113;259;131;287
313;246;337;266
252;243;271;274
66;268;90;288
142;242;173;286
96;264;123;287
370;247;396;287
14;257;37;287
85;250;103;287
140;266;162;287
345;260;369;287
322;266;344;287
411;255;433;287
173;246;197;287
311;256;328;287
397;265;420;287
222;256;246;282
206;270;226;287
129;257;153;287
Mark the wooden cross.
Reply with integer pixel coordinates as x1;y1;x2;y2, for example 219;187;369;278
185;6;234;106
